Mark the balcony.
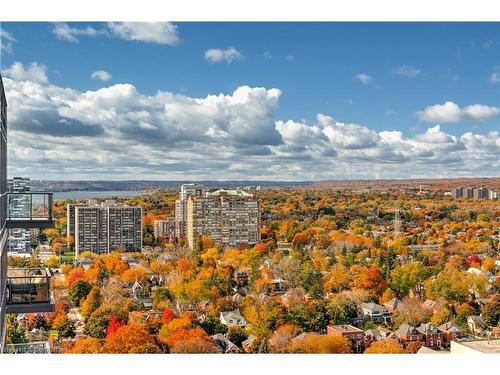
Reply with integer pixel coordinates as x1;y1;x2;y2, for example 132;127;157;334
5;268;54;314
6;192;53;229
4;342;51;354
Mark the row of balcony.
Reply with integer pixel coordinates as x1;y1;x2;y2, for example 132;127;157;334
5;192;55;317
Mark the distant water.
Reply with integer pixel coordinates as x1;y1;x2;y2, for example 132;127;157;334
53;190;146;200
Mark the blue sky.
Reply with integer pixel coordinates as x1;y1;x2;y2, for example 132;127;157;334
0;22;499;180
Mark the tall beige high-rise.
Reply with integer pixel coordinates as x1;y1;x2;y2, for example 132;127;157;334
187;189;260;250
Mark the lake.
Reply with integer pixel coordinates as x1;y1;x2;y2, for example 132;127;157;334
53;190;147;200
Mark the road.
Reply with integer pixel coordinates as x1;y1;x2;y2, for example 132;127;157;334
67;307;85;334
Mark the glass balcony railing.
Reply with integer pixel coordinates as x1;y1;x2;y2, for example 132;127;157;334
4;342;51;354
6;192;53;229
5;268;54;313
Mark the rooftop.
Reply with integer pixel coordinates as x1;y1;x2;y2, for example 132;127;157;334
451;339;500;353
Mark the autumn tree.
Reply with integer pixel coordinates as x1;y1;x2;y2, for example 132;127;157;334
162;327;211;350
364;339;406;354
55;317;76;339
392;298;432;327
269;324;300;353
481;295;500;327
84;309;111;339
170;338;218;353
161;308;176;325
103;324;161;353
390;262;430;299
287;334;351;354
68;337;103;354
80;287;102;321
107;316;125;337
68;280;92;306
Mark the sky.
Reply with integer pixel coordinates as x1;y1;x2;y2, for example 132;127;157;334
0;22;499;181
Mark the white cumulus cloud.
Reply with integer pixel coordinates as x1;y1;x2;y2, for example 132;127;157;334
204;47;242;63
0;28;15;53
91;70;112;82
3;61;499;180
355;73;373;84
417;101;499;123
107;22;179;45
3;61;48;84
52;23;102;43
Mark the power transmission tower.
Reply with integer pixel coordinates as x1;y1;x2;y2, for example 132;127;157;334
394;206;402;237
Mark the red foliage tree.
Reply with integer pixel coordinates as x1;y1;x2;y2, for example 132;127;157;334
361;265;387;298
106;315;125;337
161;308;175;324
67;267;85;287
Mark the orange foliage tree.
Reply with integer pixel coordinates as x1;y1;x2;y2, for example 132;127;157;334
103;324;161;353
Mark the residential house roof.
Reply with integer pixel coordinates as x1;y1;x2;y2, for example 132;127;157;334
396;323;420;336
438;321;463;334
211;333;242;353
416;323;442;335
329;324;363;334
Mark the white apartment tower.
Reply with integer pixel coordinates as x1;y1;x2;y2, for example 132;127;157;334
175;183;202;238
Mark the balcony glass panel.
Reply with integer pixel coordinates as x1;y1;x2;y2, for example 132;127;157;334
7;192;53;229
6;268;52;305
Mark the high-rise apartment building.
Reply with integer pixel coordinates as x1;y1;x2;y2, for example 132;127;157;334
175;183;203;238
7;177;31;255
451;187;463;199
154;219;176;241
1;75;54;353
451;187;491;200
71;200;142;257
472;187;489;200
186;189;260;250
0;74;8;352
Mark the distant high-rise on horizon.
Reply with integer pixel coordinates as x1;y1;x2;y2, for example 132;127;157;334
186;188;260;250
451;187;495;200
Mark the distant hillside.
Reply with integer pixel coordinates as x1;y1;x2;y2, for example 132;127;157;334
30;180;312;192
309;177;500;190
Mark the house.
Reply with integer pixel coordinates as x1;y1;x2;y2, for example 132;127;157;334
233;268;250;286
467;316;487;334
175;300;197;314
220;310;246;328
364;327;394;344
467;267;497;283
395;323;424;345
131;281;153;308
416;323;443;348
211;333;242;354
327;324;364;352
242;334;257;353
290;332;315;345
121;256;141;268
383;298;403;314
359;302;392;324
438;321;467;346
